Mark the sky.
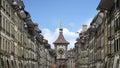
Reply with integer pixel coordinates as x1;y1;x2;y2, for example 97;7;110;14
23;0;100;50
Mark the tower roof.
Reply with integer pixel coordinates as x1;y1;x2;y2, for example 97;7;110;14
53;31;69;44
53;21;69;44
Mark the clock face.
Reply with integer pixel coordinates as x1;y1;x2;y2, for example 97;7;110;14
58;48;64;55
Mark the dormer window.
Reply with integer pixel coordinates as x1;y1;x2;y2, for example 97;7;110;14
12;1;17;6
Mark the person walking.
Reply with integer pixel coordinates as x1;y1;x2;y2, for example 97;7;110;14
53;64;57;68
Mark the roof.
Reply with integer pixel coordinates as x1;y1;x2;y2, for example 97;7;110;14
53;29;69;44
97;0;114;10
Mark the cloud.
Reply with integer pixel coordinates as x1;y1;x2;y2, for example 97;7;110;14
68;22;75;27
77;28;82;33
42;18;93;50
42;28;77;50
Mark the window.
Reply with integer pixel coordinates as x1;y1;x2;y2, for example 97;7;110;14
1;15;5;28
2;0;5;10
108;24;111;38
118;16;120;28
114;40;116;52
5;40;7;51
101;37;104;47
0;37;1;50
114;39;119;52
8;41;10;53
2;38;4;51
3;18;5;33
5;19;8;34
107;44;110;54
0;14;1;28
117;39;119;51
111;42;114;54
119;38;120;51
116;0;120;8
8;22;10;35
114;16;120;32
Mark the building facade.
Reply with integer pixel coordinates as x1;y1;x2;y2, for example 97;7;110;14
74;25;89;68
67;48;75;68
74;0;120;68
0;0;56;68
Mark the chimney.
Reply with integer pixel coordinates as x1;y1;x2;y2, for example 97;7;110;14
82;25;87;32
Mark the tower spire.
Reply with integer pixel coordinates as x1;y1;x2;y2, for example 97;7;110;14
60;19;62;29
59;19;63;33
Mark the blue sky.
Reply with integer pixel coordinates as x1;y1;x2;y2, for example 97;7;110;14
23;0;100;49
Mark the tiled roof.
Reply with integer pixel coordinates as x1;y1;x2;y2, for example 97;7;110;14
53;29;69;44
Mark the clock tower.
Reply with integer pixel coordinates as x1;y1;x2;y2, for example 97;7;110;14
53;21;69;68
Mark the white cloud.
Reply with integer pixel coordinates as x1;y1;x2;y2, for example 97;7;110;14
42;18;93;50
42;28;77;50
77;28;82;33
68;22;75;27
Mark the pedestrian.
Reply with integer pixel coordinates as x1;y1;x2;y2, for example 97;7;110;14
53;64;57;68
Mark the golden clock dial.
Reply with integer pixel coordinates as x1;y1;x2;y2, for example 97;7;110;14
58;48;64;55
